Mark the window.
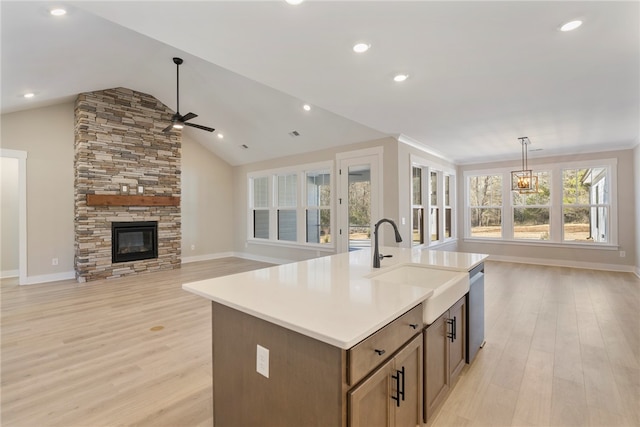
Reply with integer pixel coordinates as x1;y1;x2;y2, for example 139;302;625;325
277;174;297;242
513;171;550;240
248;162;333;247
444;174;453;238
468;175;502;238
410;161;455;247
251;176;269;239
464;159;617;246
562;167;609;243
305;170;331;244
430;171;439;242
411;167;424;245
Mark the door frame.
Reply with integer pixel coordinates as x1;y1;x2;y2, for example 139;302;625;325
1;149;28;284
336;147;383;253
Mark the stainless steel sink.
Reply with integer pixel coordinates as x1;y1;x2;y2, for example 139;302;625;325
368;264;469;325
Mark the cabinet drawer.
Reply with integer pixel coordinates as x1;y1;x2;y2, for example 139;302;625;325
348;303;423;385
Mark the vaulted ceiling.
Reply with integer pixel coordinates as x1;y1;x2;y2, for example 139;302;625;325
2;1;638;166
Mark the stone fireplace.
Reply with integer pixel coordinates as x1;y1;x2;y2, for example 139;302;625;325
74;87;181;282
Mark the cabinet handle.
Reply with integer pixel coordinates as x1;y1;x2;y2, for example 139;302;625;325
399;366;405;402
452;316;457;341
446;318;454;342
374;349;386;356
409;323;419;329
391;368;403;407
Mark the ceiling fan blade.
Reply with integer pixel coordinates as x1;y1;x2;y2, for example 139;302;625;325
162;123;174;133
184;122;215;132
180;112;198;122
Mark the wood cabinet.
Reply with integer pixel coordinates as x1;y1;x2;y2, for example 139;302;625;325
349;334;422;427
210;301;423;427
423;296;466;422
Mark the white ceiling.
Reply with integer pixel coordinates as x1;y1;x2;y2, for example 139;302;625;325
2;1;638;166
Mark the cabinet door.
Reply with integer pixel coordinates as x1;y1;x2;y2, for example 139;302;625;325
393;335;423;427
424;313;449;421
449;297;466;381
349;358;394;427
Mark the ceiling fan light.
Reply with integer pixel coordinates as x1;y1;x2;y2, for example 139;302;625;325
172;123;184;130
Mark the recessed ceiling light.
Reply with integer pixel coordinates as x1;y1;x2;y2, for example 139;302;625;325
50;8;67;16
560;20;582;32
393;74;409;82
285;0;304;5
353;43;371;53
217;133;224;139
303;104;311;111
23;93;35;98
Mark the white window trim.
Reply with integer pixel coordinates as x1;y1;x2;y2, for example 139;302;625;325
410;154;456;248
247;161;335;249
463;158;618;247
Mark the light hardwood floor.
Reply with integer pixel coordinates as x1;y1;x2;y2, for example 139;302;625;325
1;259;639;426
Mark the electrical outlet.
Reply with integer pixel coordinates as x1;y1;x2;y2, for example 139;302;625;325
256;345;269;378
620;251;626;258
191;244;195;251
401;217;406;225
52;258;58;266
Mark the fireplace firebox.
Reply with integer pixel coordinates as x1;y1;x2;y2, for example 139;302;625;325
112;221;158;263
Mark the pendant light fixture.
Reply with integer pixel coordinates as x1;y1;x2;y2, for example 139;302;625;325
511;137;538;193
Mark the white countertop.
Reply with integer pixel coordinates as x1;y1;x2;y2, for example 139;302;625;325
182;247;488;349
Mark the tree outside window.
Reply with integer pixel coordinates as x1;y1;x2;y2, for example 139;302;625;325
513;171;551;240
468;175;502;238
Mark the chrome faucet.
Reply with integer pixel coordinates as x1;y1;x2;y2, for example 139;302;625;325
372;218;403;268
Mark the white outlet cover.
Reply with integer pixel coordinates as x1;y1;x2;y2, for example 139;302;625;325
256;344;269;378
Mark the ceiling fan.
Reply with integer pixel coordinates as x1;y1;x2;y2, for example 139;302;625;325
162;57;215;133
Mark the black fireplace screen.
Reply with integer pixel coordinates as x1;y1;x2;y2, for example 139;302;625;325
112;221;158;263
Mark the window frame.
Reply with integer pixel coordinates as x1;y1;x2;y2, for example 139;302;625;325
247;161;335;250
410;156;456;248
463;158;618;248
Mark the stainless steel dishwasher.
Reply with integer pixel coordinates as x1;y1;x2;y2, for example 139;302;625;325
466;263;485;363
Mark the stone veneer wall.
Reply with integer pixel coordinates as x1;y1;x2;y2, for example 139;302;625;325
74;87;181;282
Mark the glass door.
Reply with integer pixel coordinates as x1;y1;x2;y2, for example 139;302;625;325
338;153;380;252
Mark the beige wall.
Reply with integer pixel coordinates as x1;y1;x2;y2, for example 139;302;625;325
232;137;401;262
181;134;234;258
1;101;235;281
1;157;20;274
457;149;637;270
1;103;75;277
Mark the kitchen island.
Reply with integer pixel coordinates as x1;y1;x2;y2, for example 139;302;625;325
183;247;487;426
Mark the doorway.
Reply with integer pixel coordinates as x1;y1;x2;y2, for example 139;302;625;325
0;149;27;284
337;148;382;253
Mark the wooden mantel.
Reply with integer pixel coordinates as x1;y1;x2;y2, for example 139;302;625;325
86;194;180;207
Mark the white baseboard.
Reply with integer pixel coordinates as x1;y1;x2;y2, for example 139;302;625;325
231;251;292;265
1;269;19;279
181;252;235;264
182;251;291;265
22;271;76;285
488;254;637;274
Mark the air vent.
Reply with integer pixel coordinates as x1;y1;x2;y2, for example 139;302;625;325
288;130;300;137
